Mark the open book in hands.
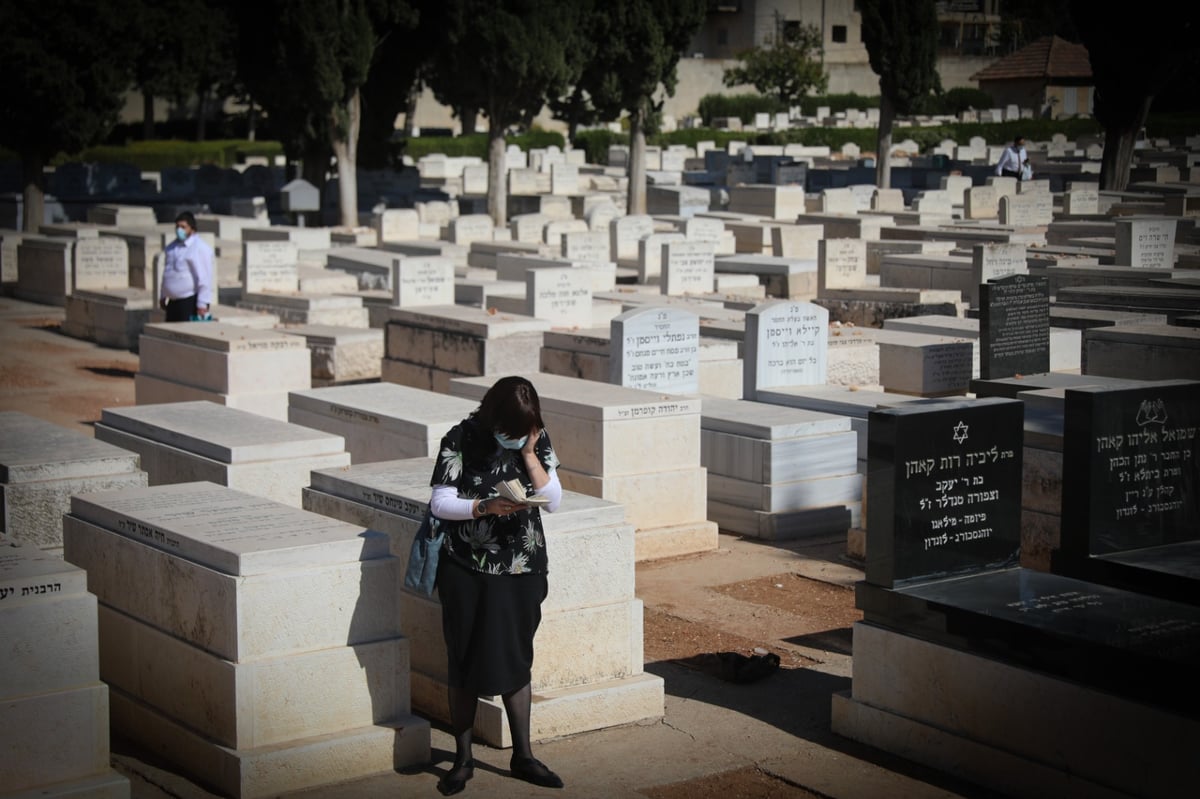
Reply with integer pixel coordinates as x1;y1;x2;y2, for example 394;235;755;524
495;478;550;507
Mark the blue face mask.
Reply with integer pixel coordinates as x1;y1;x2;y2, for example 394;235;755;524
175;226;188;242
494;431;528;450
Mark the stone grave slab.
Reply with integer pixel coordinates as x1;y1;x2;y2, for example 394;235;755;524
93;402;349;507
743;300;828;400
1054;380;1200;603
661;240;715;296
62;287;158;351
287;383;478;463
1082;324;1200;381
277;324;383;385
0;412;147;551
1115;217;1177;269
62;482;427;797
610;306;700;394
135;322;311;421
0;535;130;796
980;274;1050;379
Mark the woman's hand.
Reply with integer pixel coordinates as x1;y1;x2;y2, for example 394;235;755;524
481;497;526;516
521;426;540;456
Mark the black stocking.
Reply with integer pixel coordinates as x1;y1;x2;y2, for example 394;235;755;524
447;684;478;771
502;682;533;760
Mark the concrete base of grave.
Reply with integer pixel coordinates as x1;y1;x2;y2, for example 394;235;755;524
1;683;114;793
286;406;434;461
5;771;130;799
92;423;349;508
299;330;383;384
846;526;865;560
108;688;429;799
626;519;720;562
380;357;460;394
813;294;966;327
410;671;665;750
831;622;1200;799
61;289;156;351
558;466;708;531
134;373;291;422
98;605;413;750
708;500;857;540
1;472;147;552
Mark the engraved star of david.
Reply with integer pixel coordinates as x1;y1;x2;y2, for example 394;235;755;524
952;421;969;444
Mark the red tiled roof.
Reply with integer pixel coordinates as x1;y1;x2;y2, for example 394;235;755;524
970;36;1092;82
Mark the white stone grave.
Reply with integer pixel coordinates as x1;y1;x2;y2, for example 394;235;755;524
15;236;74;305
287;383;477;463
449;373;718;561
661;240;715;296
134;322;312;421
1115;217;1176;269
610;306;700;395
393;256;455;307
448;214;494;246
278;324;384;385
241;240;299;293
372;209;420;243
743;301;829;400
610;215;656;262
818;239;868;292
636;232;685;283
999;193;1054;227
382;305;550;393
63;482;427;797
62;287;158;351
700;398;861;538
527;267;593;327
0;412;147;552
0;535;131;796
300;460;664;747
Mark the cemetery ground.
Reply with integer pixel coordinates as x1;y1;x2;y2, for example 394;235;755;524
0;294;999;797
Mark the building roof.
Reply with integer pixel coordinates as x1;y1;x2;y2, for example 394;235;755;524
970;36;1092;82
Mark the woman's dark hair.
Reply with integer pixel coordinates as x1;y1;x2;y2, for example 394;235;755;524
462;376;544;466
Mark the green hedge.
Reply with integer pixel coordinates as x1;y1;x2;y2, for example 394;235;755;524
54;139;284;170
399;129;566;160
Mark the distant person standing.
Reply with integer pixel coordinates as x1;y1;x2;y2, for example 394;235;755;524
159;211;214;321
995;135;1031;182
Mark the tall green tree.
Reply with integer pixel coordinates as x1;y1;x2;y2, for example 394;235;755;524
722;21;828;108
231;0;417;226
0;0;135;231
577;0;707;215
1070;2;1199;191
860;0;941;189
425;0;588;226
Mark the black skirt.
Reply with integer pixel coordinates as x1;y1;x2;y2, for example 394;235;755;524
436;555;549;697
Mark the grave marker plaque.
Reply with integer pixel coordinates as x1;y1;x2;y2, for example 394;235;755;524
867;398;1023;588
661;240;714;295
980;274;1050;379
998;193;1052;227
527;267;592;327
744;301;827;399
392;257;454;307
972;242;1027;288
561;231;610;263
72;237;128;291
1061;381;1200;558
610;307;700;394
1115;217;1176;269
818;239;866;290
242;241;299;293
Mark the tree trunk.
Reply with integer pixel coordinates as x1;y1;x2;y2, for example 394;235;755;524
487;125;507;227
627;100;648;215
196;88;208;142
875;91;895;190
21;154;44;232
247;99;257;142
300;142;331;226
143;91;155;140
404;82;419;137
331;89;362;228
460;107;477;136
1099;95;1152;192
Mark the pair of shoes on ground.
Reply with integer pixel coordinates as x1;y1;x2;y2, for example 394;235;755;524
437;756;562;794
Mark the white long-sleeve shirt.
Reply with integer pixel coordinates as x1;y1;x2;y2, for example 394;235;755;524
160;233;214;306
429;471;563;520
994;145;1028;176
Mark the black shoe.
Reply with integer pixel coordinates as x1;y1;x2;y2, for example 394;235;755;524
510;755;563;789
437;760;474;796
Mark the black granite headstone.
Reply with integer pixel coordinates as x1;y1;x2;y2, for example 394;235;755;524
866;398;1024;588
1060;380;1200;559
980;274;1050;380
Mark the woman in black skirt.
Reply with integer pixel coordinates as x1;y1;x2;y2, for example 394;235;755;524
428;376;564;796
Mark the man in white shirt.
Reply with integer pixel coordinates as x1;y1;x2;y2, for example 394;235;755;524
994;135;1030;181
159;211;214;322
